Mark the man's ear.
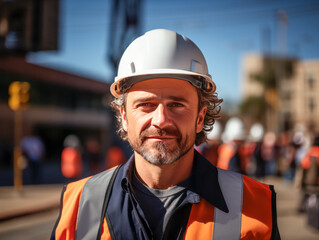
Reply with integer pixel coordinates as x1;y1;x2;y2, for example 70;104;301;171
196;106;207;134
120;107;128;131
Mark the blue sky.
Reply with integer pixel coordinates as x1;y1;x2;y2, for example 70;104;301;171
27;0;319;104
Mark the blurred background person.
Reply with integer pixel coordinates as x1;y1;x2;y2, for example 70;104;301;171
261;131;277;176
61;134;83;182
292;125;312;189
104;144;126;170
84;137;101;175
298;134;319;212
246;123;265;177
20;135;45;184
283;131;307;183
217;117;245;174
196;120;222;166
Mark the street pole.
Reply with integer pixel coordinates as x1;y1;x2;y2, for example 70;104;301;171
13;110;23;191
276;10;288;134
9;81;30;192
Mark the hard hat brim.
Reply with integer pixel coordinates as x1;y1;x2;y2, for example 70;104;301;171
110;70;216;97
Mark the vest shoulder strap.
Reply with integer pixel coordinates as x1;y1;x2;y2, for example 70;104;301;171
76;167;119;240
213;168;243;240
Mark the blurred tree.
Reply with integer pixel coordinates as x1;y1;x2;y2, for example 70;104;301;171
240;56;296;129
239;96;267;123
250;68;277;89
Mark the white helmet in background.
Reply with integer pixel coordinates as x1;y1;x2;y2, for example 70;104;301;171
249;123;264;142
110;29;216;97
293;131;304;145
63;134;81;149
293;123;306;133
207;121;222;141
222;117;245;143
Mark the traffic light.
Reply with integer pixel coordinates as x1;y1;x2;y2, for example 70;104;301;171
8;81;30;111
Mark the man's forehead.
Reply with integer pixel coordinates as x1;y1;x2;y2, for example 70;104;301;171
126;78;198;100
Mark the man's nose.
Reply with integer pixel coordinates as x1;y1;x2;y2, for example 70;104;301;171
151;104;170;128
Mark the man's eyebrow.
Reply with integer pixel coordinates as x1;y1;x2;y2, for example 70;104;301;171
167;95;190;103
132;96;156;105
132;95;189;105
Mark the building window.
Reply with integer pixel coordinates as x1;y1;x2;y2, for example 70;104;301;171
308;77;315;89
306;72;316;89
283;91;291;101
309;97;316;113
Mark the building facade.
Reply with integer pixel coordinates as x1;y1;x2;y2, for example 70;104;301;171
242;53;319;134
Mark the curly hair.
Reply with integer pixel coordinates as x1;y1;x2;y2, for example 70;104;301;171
110;87;223;146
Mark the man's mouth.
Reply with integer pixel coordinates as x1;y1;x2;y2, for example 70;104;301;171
140;128;181;143
145;136;177;141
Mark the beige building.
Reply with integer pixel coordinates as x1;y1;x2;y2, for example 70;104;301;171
242;53;319;133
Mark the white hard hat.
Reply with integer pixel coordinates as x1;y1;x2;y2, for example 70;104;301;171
110;29;216;97
249;123;264;142
293;131;304;145
64;134;80;149
207;121;222;140
222;117;245;142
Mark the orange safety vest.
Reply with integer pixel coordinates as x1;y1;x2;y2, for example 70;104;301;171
53;168;275;240
61;147;83;179
301;146;319;169
217;143;236;169
301;146;319;185
105;146;126;170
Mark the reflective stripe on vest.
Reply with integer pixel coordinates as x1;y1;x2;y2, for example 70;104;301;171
76;167;117;240
213;168;243;240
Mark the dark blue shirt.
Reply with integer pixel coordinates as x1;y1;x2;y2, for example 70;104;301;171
106;150;228;240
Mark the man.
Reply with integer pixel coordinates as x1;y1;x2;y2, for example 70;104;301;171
298;134;319;212
51;29;280;240
20;135;45;184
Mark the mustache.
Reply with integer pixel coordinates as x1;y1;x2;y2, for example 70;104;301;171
140;127;181;140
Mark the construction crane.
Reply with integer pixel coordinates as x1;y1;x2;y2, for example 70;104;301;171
108;0;143;77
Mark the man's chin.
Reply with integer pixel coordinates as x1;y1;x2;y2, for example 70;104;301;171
142;152;180;166
145;140;176;149
136;144;181;166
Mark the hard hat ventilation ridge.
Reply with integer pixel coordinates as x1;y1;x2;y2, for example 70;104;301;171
130;62;136;73
190;59;202;73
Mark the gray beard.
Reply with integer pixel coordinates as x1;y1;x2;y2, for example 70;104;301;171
127;116;198;166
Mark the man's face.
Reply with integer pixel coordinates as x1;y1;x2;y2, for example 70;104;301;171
120;78;206;166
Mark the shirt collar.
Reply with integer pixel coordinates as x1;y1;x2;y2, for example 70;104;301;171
119;149;228;213
189;150;228;213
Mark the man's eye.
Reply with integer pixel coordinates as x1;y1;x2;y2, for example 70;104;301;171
169;103;184;107
137;103;154;108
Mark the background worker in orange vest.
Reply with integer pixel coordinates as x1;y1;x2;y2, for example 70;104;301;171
298;134;319;212
196;120;222;166
104;144;126;170
61;135;83;181
246;123;265;178
217;117;246;173
51;29;280;240
84;137;102;175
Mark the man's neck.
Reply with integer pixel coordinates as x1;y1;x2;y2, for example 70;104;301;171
134;148;194;190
